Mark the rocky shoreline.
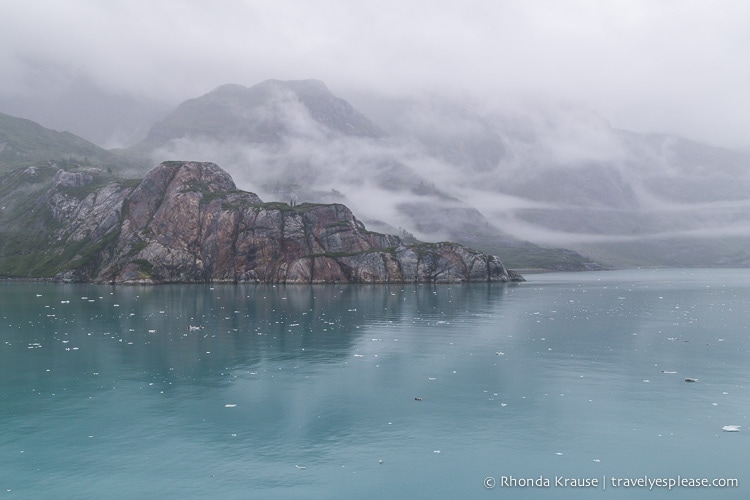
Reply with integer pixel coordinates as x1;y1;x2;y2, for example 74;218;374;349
4;161;524;285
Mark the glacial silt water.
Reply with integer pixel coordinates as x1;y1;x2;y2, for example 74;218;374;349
1;269;747;498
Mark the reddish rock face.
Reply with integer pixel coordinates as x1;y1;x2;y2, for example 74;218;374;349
49;161;523;284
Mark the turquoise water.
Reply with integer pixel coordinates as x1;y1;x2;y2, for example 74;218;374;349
1;269;748;498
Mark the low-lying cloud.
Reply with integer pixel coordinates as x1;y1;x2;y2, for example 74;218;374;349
2;1;750;150
146;87;750;265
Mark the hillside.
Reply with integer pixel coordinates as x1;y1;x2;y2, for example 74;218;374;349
125;79;598;271
0;161;523;283
0;111;143;175
7;77;750;269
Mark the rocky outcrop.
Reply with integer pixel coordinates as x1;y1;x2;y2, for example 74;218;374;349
42;161;523;284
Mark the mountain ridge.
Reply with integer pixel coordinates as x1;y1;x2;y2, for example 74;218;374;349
121;79;599;271
0;160;524;283
0;111;141;174
5;77;749;269
132;79;385;155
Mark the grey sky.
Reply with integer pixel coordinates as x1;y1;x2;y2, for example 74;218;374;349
2;0;749;149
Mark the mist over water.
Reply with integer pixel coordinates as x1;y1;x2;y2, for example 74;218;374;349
2;270;748;498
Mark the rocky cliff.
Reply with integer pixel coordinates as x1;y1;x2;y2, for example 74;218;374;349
21;161;523;284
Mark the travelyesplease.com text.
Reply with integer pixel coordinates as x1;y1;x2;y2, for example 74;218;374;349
483;475;739;491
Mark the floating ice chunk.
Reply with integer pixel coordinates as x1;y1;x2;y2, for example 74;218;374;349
722;425;741;432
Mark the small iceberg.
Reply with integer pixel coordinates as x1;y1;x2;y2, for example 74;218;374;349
722;425;741;432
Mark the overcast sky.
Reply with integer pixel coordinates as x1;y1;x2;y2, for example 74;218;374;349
1;0;749;150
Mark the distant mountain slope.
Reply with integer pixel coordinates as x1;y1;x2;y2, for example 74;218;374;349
362;96;750;268
125;79;596;271
11;77;748;269
131;80;384;154
0;111;143;174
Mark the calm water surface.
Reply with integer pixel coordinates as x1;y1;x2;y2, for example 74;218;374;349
1;269;748;498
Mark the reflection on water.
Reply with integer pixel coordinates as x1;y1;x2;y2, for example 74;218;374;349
1;282;518;385
0;271;748;498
